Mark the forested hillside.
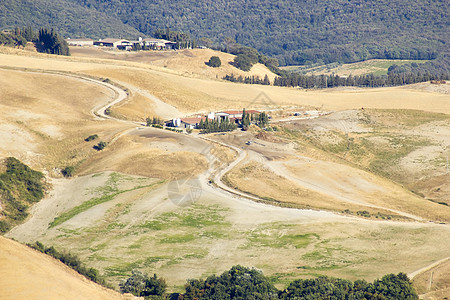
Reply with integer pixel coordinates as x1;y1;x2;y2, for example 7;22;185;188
70;0;448;66
1;0;447;66
0;0;140;39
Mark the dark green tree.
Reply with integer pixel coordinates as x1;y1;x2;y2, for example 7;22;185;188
207;56;221;67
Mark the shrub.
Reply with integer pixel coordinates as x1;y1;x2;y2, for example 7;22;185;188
207;56;221;67
62;166;75;177
84;134;98;142
93;141;108;151
120;270;167;297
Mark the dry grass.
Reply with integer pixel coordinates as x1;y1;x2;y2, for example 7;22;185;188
0;68;130;172
2;47;449;116
71;47;277;82
78;135;209;180
0;236;126;300
110;92;157;122
413;259;450;297
224;161;408;219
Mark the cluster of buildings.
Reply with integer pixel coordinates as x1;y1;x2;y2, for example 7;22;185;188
168;110;261;129
65;37;177;50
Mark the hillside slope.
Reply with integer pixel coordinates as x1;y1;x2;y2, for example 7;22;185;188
46;0;450;65
1;0;447;66
0;0;141;39
0;236;127;300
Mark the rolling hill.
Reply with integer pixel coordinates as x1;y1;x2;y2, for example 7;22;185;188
0;236;127;299
0;0;140;39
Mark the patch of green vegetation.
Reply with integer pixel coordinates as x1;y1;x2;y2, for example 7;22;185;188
140;220;168;231
374;109;450;127
105;260;144;277
0;157;45;233
365;134;429;178
160;233;196;244
89;242;108;252
107;222;126;230
49;176;164;228
136;204;231;233
241;223;319;249
15;120;50;140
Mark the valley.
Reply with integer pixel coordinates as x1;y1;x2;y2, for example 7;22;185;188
0;46;449;298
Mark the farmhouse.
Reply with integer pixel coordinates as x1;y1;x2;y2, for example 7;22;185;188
216;110;260;121
142;38;167;49
180;117;206;129
94;38;132;49
65;38;94;46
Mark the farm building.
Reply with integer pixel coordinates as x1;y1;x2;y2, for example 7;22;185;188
217;110;260;120
142;38;177;50
180;117;206;129
94;38;132;49
65;38;94;46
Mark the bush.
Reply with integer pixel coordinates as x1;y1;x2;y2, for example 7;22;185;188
27;241;109;287
207;56;221;67
61;166;75;177
120;270;167;297
84;134;98;142
233;54;253;71
93;141;108;151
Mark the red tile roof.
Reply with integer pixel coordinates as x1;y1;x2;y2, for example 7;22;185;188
180;117;206;124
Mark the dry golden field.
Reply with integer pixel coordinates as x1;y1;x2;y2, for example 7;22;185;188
0;236;127;300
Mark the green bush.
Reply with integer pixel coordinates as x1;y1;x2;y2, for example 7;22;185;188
62;166;75;177
84;134;98;142
120;270;167;297
207;56;221;67
93;141;108;151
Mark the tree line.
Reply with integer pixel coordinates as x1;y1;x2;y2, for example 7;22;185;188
119;265;419;299
27;241;111;288
0;26;70;56
273;71;448;89
198;118;237;134
223;74;271;85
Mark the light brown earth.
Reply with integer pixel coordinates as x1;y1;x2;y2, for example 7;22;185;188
0;47;449;295
412;258;450;299
70;47;277;82
0;236;130;300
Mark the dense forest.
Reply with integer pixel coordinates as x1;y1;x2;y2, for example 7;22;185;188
53;0;449;66
1;0;448;67
0;0;140;39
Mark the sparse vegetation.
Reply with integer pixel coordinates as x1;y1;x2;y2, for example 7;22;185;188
27;241;110;287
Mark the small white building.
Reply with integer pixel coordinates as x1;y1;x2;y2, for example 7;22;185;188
65;38;94;46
